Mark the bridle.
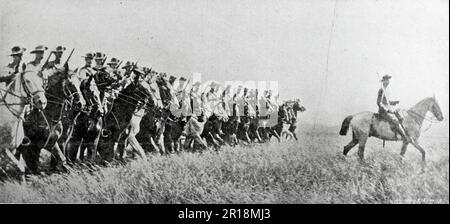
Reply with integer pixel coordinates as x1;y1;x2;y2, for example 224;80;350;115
0;72;45;119
406;101;442;132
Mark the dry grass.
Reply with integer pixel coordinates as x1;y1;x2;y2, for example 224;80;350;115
0;128;448;204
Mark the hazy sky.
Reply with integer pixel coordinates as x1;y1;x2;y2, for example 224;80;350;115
1;0;448;135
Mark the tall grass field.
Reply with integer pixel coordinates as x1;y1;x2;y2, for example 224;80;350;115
0;126;448;203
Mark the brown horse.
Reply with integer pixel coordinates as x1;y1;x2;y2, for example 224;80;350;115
339;97;444;162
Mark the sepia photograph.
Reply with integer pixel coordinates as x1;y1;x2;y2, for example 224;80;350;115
0;0;448;208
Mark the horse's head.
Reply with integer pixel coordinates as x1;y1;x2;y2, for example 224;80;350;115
430;96;444;121
292;99;306;112
21;71;47;110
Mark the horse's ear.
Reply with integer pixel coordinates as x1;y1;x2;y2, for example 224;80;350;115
74;68;79;73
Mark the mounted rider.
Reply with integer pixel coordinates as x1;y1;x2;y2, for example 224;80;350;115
1;46;26;86
105;58;122;81
175;76;191;120
25;45;48;73
44;46;66;73
77;52;95;81
93;52;107;71
377;74;412;143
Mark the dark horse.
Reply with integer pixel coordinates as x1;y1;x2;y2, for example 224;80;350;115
65;73;104;163
99;71;153;162
137;75;176;154
20;68;85;173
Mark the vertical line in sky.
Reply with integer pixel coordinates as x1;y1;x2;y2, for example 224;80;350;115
312;0;339;133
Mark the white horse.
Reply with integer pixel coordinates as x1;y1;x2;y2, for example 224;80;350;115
1;70;47;179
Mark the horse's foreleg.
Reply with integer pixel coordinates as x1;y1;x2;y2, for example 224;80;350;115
255;128;263;143
89;131;101;162
149;136;160;153
213;133;224;144
50;143;67;170
271;129;281;142
183;136;192;151
400;142;409;157
207;132;219;148
195;134;208;149
4;148;26;181
281;130;293;140
410;141;426;163
157;134;166;154
357;137;368;162
67;138;82;162
127;135;147;160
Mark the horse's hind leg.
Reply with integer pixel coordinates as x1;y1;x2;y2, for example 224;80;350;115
343;135;358;156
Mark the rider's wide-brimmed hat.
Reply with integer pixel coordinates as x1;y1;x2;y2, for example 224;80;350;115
179;76;187;82
82;52;94;59
107;57;119;65
94;52;105;60
30;45;48;54
122;61;133;69
10;46;26;56
53;46;66;53
381;74;392;81
133;66;145;74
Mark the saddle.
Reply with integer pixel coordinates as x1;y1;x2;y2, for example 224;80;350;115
370;113;399;138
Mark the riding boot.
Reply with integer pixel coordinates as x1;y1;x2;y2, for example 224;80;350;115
396;124;412;143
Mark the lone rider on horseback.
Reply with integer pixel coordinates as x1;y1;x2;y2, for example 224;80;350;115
377;74;412;143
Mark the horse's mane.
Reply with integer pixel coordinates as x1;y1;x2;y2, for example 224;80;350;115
408;97;435;112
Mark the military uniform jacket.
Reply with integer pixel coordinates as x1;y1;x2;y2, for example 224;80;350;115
78;65;95;81
377;87;394;114
0;64;19;86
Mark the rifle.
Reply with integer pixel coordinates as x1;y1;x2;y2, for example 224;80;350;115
63;48;75;72
39;51;54;72
13;57;22;74
64;48;75;66
101;56;108;67
115;60;123;69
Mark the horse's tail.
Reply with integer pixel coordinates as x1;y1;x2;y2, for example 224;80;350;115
339;115;353;136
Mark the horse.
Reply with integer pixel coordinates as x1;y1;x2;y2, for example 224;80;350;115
281;99;306;141
339;97;444;162
200;89;229;149
221;102;240;147
99;72;153;162
181;93;209;151
137;74;179;155
19;68;85;173
255;97;282;142
1;69;47;179
65;73;104;163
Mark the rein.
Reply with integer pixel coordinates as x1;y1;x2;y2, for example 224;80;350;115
0;73;39;119
406;103;441;133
